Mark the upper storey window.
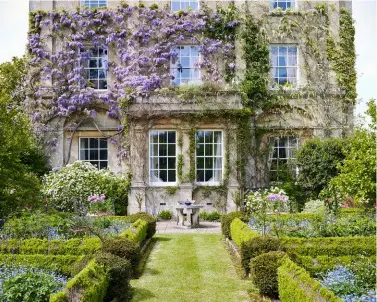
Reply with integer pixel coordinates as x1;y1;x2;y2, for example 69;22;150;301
85;47;108;90
171;46;200;86
270;0;295;11
171;0;199;12
270;46;297;87
82;0;107;8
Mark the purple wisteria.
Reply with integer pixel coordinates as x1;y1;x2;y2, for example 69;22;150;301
27;4;238;131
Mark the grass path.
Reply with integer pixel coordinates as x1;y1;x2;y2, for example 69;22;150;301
131;234;252;302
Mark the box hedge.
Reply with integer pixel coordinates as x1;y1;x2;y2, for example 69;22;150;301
278;258;341;302
281;236;376;257
102;237;139;270
293;254;376;276
119;219;148;244
250;251;288;298
0;254;83;276
230;218;260;248
240;236;280;273
221;211;247;238
50;259;109;302
121;213;156;239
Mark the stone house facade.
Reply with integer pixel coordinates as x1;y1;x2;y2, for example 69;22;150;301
29;0;355;215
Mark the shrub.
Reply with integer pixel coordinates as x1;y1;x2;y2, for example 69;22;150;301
278;258;342;302
125;212;156;239
250;251;287;297
221;211;247;238
42;161;130;214
119;219;148;244
240;236;280;273
102;237;139;269
295;138;345;198
328;130;376;204
230;218;260;248
199;211;222;221
302;200;325;213
157;210;172;220
281;236;376;257
62;260;109;302
95;253;132;302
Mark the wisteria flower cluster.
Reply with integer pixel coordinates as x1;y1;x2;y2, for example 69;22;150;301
27;4;239;144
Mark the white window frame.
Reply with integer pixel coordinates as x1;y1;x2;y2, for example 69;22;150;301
149;130;178;186
171;0;200;12
81;0;108;8
269;45;298;89
195;130;224;186
268;136;299;181
270;0;296;11
171;45;201;87
84;46;108;91
78;137;109;170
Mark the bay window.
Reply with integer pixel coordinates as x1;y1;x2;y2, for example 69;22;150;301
196;130;223;184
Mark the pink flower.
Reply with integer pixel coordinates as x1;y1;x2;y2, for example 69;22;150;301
327;198;333;203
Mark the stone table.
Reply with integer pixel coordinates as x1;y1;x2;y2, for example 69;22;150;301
176;205;204;228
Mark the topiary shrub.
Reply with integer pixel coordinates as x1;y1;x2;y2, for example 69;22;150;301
221;211;247;238
102;237;139;269
250;251;287;298
119;219;148;244
95;252;132;302
241;236;280;273
125;212;156;239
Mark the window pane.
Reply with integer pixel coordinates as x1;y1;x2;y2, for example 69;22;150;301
205;144;213;156
80;150;89;160
99;139;107;148
197;158;204;169
99;161;108;169
151;144;158;157
81;138;88;149
196;131;205;143
159;158;167;169
90;139;98;148
214;144;222;156
168;170;176;182
100;150;107;160
205;170;213;182
159;170;167;182
150;157;158;170
159;144;167;156
205;158;213;169
196;170;204;182
214;158;222;169
196;144;204;156
151;131;159;144
159;131;167;144
204;131;213;143
90;150;98;160
168;131;176;144
168;158;176;169
168;144;175;156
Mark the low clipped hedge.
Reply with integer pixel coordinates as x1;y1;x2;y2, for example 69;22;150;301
123;213;156;239
102;237;139;270
250;251;288;298
0;254;83;276
240;236;280;273
230;218;260;248
119;219;148;244
278;258;341;302
0;237;101;255
281;236;376;257
50;259;109;302
96;253;132;302
294;254;376;276
221;211;247;238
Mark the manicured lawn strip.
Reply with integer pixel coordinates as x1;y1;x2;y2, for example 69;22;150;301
131;234;251;302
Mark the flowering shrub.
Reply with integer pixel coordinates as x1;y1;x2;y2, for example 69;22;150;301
302;199;325;213
0;265;68;302
42;161;129;214
318;265;376;302
245;187;289;236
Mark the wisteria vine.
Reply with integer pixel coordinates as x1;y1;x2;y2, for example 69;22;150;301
27;3;239;139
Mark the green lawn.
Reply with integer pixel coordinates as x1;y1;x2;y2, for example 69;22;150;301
131;234;252;302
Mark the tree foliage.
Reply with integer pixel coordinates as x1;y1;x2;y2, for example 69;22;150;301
0;57;47;217
296;138;345;198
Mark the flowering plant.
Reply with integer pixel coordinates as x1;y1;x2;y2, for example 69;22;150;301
245;187;289;236
88;193;112;214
